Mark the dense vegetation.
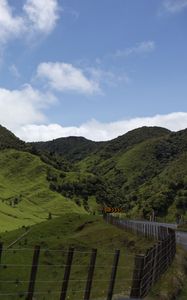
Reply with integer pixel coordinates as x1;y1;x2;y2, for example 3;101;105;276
0;124;187;226
30;136;102;162
0;124;187;299
31;126;187;221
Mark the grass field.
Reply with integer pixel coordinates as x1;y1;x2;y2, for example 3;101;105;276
0;213;154;300
0;137;187;300
0;149;85;232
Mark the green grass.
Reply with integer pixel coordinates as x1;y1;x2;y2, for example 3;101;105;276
1;126;187;300
177;277;187;300
0;149;85;232
0;213;154;300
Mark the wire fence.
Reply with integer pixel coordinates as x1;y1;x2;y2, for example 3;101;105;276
104;214;176;298
0;215;176;300
0;242;134;300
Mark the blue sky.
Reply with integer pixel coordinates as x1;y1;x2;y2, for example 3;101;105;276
0;0;187;141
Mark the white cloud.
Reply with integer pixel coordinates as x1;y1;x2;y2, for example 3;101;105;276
0;0;60;50
0;85;56;130
163;0;187;13
115;41;155;58
23;0;60;33
0;0;25;44
14;112;187;142
37;62;100;94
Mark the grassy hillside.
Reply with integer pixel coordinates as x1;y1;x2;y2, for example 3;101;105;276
0;125;25;150
0;213;153;300
1;125;187;228
0;149;85;232
0;125;187;299
76;128;187;221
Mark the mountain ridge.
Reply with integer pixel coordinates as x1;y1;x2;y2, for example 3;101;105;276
0;124;187;223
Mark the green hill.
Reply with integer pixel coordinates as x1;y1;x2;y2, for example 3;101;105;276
0;125;25;150
96;126;170;159
75;127;187;221
0;125;187;230
30;136;102;162
0;124;187;299
0;149;85;232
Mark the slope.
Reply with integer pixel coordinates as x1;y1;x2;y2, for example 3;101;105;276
0;213;153;300
0;125;25;150
77;128;187;220
1;125;187;224
0;149;85;232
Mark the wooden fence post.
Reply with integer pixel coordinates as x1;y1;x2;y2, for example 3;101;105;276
107;249;120;300
27;245;40;300
60;247;74;300
84;248;97;300
130;254;145;298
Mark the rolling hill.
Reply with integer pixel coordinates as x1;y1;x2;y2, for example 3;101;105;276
31;126;187;221
0;125;25;150
30;136;102;162
76;128;187;220
0;149;85;232
0;124;187;231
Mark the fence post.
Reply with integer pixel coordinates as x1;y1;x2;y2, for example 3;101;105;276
130;254;145;298
107;249;120;300
60;247;74;300
84;248;97;300
0;243;3;265
27;245;40;300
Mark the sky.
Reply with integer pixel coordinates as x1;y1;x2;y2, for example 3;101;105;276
0;0;187;142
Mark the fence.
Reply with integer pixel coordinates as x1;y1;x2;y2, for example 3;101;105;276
0;216;176;300
0;242;135;300
104;215;176;298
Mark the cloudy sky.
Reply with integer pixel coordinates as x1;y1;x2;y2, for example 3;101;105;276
0;0;187;141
